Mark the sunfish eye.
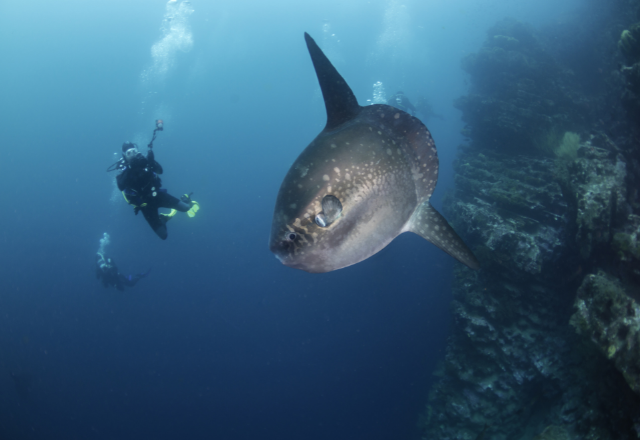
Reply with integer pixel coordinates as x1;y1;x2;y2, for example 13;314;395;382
315;195;343;228
284;231;297;242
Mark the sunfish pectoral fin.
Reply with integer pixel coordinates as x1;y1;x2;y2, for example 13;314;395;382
405;202;480;270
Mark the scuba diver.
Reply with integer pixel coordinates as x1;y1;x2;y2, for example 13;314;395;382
387;91;417;116
96;253;148;291
108;120;199;239
414;95;444;123
95;233;149;291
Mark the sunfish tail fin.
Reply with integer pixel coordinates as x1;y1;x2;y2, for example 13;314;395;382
405;202;480;270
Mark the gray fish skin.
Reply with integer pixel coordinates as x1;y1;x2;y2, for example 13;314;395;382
269;33;479;273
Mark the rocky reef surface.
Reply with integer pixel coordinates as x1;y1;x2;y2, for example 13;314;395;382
419;3;640;440
454;19;587;157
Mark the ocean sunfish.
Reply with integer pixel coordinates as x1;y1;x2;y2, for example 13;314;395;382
269;33;479;273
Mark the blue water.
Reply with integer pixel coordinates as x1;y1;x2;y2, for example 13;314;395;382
0;0;586;438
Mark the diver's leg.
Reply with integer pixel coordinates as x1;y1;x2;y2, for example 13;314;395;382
175;200;191;212
141;207;168;240
156;192;191;212
119;273;140;287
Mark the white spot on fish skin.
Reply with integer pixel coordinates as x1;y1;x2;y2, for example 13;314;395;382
378;131;382;135
323;175;330;181
290;204;297;209
386;149;392;155
394;113;400;119
331;143;337;149
345;173;351;180
334;167;340;174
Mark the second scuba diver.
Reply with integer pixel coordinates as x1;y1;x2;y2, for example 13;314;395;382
95;233;149;291
387;91;417;116
96;253;148;291
109;120;199;239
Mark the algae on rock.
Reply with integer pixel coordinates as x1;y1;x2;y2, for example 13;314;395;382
571;272;640;394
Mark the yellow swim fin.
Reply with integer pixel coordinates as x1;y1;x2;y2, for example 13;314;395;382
159;209;178;224
187;201;200;218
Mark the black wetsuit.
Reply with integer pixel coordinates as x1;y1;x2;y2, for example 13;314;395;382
96;254;145;291
116;149;190;239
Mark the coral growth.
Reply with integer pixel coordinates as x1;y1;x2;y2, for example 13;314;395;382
612;214;640;282
619;24;640;63
571;272;640;393
554;132;580;161
555;136;628;260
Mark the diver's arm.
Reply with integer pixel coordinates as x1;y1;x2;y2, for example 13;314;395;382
146;149;163;174
116;172;128;191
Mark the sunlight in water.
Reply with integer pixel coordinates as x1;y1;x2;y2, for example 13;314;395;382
141;0;195;84
369;0;411;64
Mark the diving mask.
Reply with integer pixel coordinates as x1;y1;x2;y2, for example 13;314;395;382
124;147;142;163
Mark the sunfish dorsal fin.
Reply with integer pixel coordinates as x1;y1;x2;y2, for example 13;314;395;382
304;32;361;130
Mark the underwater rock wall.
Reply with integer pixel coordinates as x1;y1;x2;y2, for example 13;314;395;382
620;10;640;123
419;6;640;440
445;151;567;279
571;271;640;394
454;18;586;157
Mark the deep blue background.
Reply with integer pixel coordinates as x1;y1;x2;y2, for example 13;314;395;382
0;1;585;438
